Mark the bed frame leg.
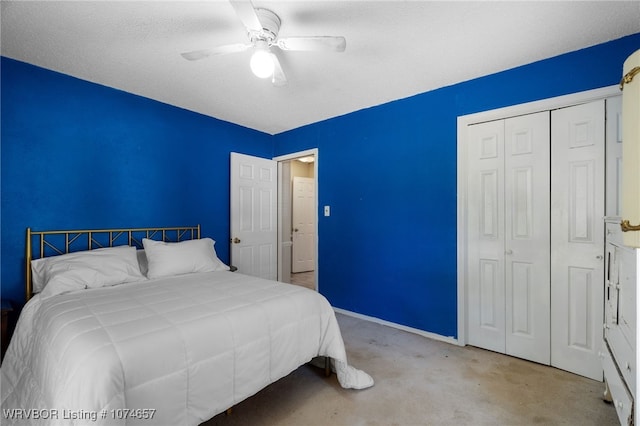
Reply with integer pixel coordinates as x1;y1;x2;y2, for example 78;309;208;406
226;408;233;416
324;356;331;377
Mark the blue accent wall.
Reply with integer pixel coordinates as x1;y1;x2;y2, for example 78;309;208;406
1;57;273;302
2;34;639;339
274;34;640;338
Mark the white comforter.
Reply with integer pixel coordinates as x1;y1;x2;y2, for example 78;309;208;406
1;271;373;425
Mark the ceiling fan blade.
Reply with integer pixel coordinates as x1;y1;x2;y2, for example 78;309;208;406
270;53;288;86
229;0;263;33
276;36;346;52
181;43;250;61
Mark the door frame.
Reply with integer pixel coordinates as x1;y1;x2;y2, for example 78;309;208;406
457;85;619;346
273;148;319;288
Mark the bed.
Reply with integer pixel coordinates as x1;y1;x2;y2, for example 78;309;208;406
1;226;373;425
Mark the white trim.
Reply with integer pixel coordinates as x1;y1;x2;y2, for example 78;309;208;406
273;148;318;163
457;118;468;347
334;307;461;347
459;85;620;126
456;85;621;347
273;148;319;290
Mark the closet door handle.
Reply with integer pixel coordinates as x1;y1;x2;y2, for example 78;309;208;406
505;249;513;255
596;255;604;260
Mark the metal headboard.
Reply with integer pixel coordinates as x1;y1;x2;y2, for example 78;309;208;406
25;225;201;301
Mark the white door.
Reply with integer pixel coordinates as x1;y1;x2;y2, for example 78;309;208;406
504;112;551;364
550;100;605;381
230;152;277;280
292;176;315;273
466;112;550;364
467;119;506;353
605;96;623;217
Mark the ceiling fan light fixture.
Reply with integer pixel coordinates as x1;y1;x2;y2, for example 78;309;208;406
181;2;344;87
250;48;274;79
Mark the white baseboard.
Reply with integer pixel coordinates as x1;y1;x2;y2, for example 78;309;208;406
333;307;462;347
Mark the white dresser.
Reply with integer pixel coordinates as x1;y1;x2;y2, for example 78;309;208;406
603;217;637;425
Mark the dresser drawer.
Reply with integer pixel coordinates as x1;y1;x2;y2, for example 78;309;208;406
603;346;634;425
606;324;635;396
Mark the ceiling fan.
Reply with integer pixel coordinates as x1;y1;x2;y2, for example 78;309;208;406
180;0;346;86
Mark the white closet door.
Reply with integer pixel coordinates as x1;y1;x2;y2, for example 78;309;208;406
467;120;506;353
504;112;551;364
467;113;550;362
551;100;605;381
605;96;623;217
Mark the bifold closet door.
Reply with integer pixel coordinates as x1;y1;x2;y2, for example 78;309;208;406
550;100;605;381
504;112;551;364
467;112;550;364
467;119;506;353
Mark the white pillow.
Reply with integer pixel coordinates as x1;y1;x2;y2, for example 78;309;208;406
142;237;229;279
32;245;146;298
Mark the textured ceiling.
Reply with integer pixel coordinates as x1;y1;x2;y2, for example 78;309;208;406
2;1;639;134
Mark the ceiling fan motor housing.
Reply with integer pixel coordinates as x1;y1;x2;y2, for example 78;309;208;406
251;8;281;43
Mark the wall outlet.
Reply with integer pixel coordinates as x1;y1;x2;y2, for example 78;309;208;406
324;206;331;216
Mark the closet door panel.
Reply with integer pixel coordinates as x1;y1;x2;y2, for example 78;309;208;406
566;266;597;348
551;100;605;381
467;120;506;353
605;96;623;217
504;112;551;365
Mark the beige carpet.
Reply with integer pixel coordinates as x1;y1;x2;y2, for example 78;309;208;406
202;313;618;426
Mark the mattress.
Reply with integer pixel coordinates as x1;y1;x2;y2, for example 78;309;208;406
1;271;373;425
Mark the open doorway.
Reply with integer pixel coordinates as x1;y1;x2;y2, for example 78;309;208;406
275;149;318;291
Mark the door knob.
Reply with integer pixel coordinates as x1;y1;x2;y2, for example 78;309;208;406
232;237;241;244
294;228;299;232
596;255;604;260
505;249;513;255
